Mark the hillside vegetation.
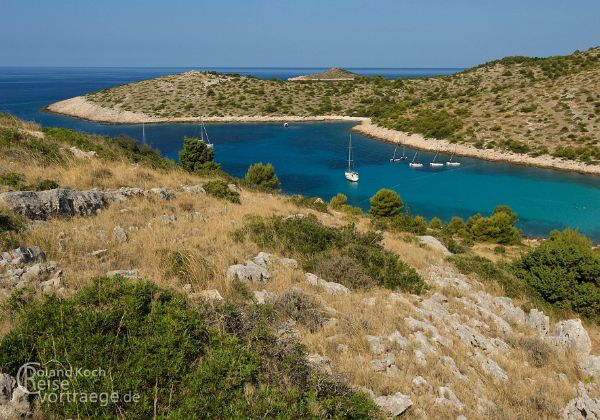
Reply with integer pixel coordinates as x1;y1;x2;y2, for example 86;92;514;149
2;115;600;418
75;47;600;165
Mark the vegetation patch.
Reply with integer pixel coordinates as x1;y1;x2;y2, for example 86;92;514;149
203;180;241;204
0;277;378;418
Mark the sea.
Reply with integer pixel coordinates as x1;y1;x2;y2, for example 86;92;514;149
1;66;599;241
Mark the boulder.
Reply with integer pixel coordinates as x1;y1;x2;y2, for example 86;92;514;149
198;289;224;301
480;357;508;382
227;183;242;193
112;226;128;243
0;374;15;404
280;258;298;269
387;330;408;348
412;376;433;395
182;184;206;194
580;355;600;380
563;383;600;419
417;235;451;255
107;187;146;201
87;249;108;258
370;354;396;372
106;269;139;279
253;252;272;267
527;309;549;337
149;188;175;200
435;387;464;411
305;273;350;295
253;289;273;304
227;262;270;282
546;319;592;358
374;392;413;417
68;146;97;159
0;188;108;220
366;335;386;355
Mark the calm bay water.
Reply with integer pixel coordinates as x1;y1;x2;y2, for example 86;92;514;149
1;67;599;241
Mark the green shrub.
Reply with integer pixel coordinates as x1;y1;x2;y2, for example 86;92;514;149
429;217;442;230
514;229;600;320
0;172;23;188
204;180;241;204
244;162;280;192
310;251;376;290
329;193;348;208
369;189;403;218
389;213;428;235
0;277;379;418
288;195;329;213
0;210;23;249
273;289;324;331
467;205;521;244
237;215;426;293
179;136;219;172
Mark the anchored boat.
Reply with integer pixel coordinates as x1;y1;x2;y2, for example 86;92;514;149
409;152;423;168
446;147;461;167
199;116;214;149
344;134;359;182
430;151;444;167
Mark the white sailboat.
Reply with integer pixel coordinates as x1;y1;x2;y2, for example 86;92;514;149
199;116;214;149
399;146;408;161
430;151;444;167
390;147;401;162
345;134;359;182
446;147;461;167
409;152;423;168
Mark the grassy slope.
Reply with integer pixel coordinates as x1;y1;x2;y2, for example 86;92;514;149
81;47;600;164
1;116;599;417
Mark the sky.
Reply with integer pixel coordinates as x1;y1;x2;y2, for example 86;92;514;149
1;0;599;68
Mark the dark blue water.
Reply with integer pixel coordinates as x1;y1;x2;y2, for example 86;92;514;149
1;67;600;241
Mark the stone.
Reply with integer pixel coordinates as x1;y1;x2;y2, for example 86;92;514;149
442;356;467;380
436;387;464;411
112;226;128;243
374;392;413;417
494;296;526;325
227;183;242;193
107;187;146;201
546;319;592;358
149;187;175;200
106;269;139;279
336;343;348;353
253;289;273;304
307;354;332;374
68;146;97;159
39;277;62;290
9;385;29;416
304;273;349;295
198;289;224;301
580;356;600;380
159;214;177;224
370;354;396;372
366;335;386;355
0;188;108;220
388;292;411;306
414;349;427;366
387;330;409;348
412;376;433;395
527;309;550;337
480;357;508;382
253;252;272;267
362;297;377;307
0;373;15;404
563;383;600;419
182;184;206;194
227;262;270;282
417;235;451;255
185;212;203;221
10;246;45;265
87;249;108;258
280;258;298;269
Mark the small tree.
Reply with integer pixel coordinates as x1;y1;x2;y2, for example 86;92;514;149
179;136;218;172
429;217;442;229
329;193;348;208
369;189;403;218
245;162;281;192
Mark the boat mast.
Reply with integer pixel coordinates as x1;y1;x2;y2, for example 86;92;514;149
347;134;353;171
412;152;418;163
142;123;146;145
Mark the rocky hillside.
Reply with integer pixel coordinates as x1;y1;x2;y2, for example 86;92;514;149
1;115;600;418
47;47;600;167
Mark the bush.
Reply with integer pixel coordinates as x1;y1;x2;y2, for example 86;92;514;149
237;215;427;293
311;251;376;290
179;136;219;172
0;172;23;188
389;213;428;235
204;180;241;204
514;229;600;320
244;162;280;192
0;277;379;418
429;217;442;230
0;210;22;249
329;193;348;208
288;195;329;213
467;205;521;245
273;289;324;331
369;189;403;218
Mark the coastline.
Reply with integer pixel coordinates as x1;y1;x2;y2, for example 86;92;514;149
46;96;600;176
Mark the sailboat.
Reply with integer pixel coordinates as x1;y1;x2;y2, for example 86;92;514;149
399;146;408;160
344;134;359;182
409;152;423;168
390;147;401;163
430;150;444;167
142;122;146;145
199;116;214;149
446;147;461;167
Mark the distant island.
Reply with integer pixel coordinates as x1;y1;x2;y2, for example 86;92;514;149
46;47;600;174
288;67;358;81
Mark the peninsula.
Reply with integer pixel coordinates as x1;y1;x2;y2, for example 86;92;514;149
46;47;600;174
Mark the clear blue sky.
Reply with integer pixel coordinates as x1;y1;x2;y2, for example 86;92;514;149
2;0;599;67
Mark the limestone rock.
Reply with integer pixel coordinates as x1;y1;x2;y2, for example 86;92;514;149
362;297;377;307
563;383;600;419
0;188;108;220
370;354;396;372
182;184;206;194
527;309;549;337
149;187;175;200
159;214;177;224
253;252;272;267
547;319;592;357
580;356;600;380
414;349;427;366
198;289;224;301
374;392;413;417
480;357;508;382
107;187;146;201
417;235;451;255
68;146;97;159
253;289;273;304
0;373;15;404
304;273;349;295
113;226;128;243
412;376;433;395
228;183;242;193
442;356;467;380
106;269;139;279
366;335;386;355
436;387;464;411
280;258;298;269
227;262;270;282
307;354;332;374
387;330;409;348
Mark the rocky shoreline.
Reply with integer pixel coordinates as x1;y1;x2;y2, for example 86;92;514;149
46;96;600;176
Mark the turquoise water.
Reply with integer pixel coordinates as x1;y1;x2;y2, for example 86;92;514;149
1;67;599;241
